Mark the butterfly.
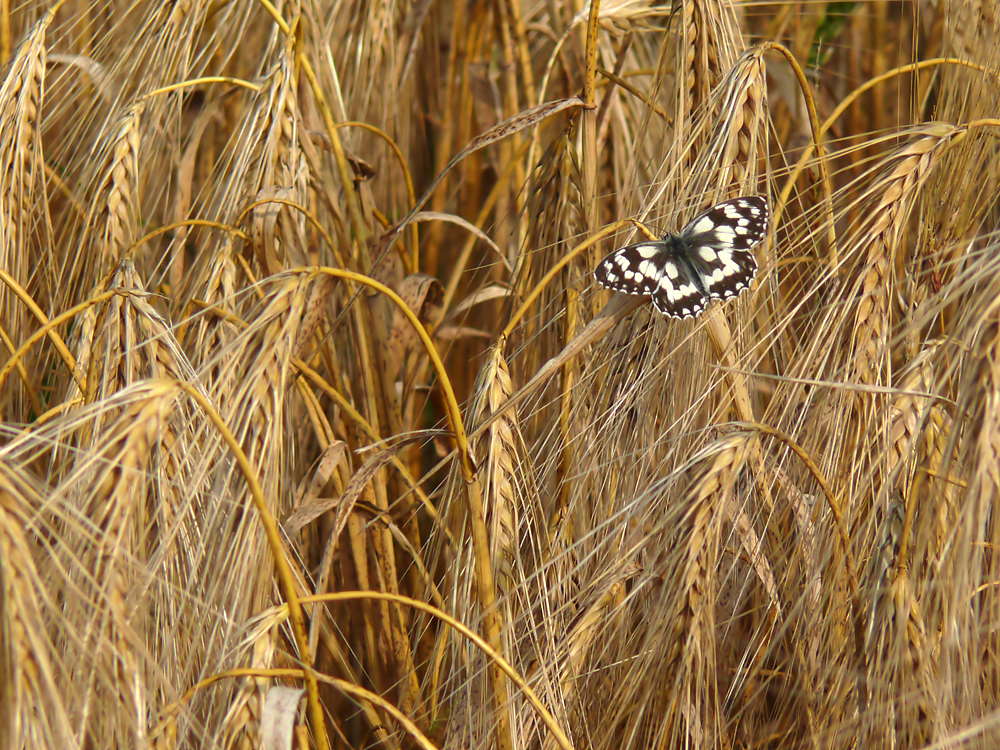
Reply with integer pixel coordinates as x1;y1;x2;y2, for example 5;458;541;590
593;196;768;319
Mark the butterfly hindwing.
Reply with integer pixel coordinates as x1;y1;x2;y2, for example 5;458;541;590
651;276;706;318
682;245;758;302
593;195;768;318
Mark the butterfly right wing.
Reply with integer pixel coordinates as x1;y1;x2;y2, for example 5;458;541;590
679;196;767;302
593;241;669;296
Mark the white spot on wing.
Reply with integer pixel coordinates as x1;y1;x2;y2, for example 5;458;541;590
675;283;697;299
717;250;740;272
637;260;658;279
691;216;715;234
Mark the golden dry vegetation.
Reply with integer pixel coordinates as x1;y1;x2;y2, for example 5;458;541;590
1;1;999;748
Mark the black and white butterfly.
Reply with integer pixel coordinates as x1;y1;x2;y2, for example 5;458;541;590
594;196;768;319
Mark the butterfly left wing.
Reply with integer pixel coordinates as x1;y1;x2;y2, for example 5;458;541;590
679;196;768;301
593;240;670;296
594;239;709;318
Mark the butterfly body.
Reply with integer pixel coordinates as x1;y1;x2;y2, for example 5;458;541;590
594;196;769;319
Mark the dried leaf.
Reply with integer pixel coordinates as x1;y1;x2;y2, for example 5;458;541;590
286;441;348;534
387;273;444;379
321;432;445;558
446;283;512;319
411;211;510;271
435;324;492;341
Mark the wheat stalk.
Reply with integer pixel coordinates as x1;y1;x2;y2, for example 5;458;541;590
468;344;524;596
885;340;941;495
865;497;939;747
0;473;75;748
0;15;53;420
662;433;749;747
95;103;144;269
852;129;954;387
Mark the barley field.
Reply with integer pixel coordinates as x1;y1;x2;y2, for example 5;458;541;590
1;1;999;748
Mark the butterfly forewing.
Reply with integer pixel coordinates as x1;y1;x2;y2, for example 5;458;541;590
594;195;768;318
593;241;669;296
